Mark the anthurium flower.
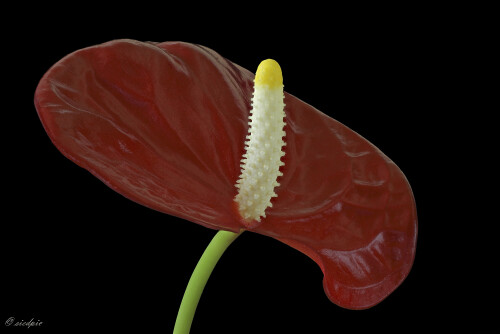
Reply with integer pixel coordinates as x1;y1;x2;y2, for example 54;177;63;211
34;39;417;311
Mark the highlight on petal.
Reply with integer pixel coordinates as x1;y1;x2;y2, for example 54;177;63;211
34;39;417;310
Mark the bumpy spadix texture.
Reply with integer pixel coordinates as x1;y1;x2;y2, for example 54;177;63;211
235;59;286;222
34;40;417;310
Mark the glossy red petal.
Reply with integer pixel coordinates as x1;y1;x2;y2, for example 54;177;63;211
35;40;250;232
34;39;417;309
256;95;418;309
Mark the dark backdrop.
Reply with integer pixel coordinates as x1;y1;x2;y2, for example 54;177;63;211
1;4;495;333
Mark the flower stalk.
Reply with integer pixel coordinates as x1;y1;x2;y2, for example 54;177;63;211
173;230;241;334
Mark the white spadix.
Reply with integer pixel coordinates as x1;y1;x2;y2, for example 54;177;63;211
234;59;286;222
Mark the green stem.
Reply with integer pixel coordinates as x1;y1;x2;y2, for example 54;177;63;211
173;230;242;334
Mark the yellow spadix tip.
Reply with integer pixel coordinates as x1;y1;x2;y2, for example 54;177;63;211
254;59;283;88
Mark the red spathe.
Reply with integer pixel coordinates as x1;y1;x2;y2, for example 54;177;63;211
34;39;417;310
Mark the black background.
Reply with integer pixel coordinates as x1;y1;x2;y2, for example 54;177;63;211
1;4;496;333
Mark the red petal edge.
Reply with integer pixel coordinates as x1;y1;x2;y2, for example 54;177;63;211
34;39;417;310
